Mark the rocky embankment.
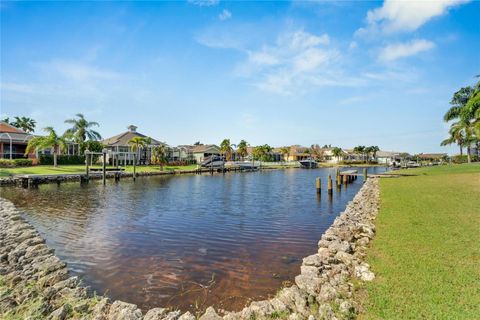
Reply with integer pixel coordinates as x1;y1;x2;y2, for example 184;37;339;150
0;178;380;320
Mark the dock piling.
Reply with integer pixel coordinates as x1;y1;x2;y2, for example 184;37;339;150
328;175;333;195
316;177;321;194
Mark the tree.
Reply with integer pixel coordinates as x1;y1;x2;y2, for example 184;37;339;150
11;116;36;133
1;117;11;124
194;141;201;146
353;146;366;162
279;146;291;162
64;114;101;144
332;147;344;161
237;140;249;161
252;144;273;162
152;144;169;171
220;139;233;161
25;127;67;167
310;144;324;161
442;79;480;163
128;137;147;164
369;146;380;160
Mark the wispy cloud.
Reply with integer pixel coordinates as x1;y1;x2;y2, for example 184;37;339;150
356;0;469;36
41;60;122;82
379;39;435;62
218;9;231;21
188;0;219;7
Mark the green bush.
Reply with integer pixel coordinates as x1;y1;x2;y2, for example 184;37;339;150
451;154;479;164
39;154;85;165
0;159;33;168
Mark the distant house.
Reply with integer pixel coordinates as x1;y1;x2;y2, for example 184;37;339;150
0;122;35;161
101;125;163;165
190;144;220;163
375;151;407;166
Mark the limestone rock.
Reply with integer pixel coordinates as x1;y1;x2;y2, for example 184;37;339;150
355;264;375;282
199;307;222;320
107;301;143;320
144;308;168;320
178;311;196;320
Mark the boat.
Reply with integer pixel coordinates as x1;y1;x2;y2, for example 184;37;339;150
237;162;258;170
299;158;318;168
201;155;225;168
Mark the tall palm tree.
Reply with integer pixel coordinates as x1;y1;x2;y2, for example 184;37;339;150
237;140;249;161
12;116;36;133
128;137;146;164
279;146;291;162
152;144;169;171
64;114;101;143
442;80;479;162
220;139;233;161
332;147;344;162
353;146;366;163
370;146;380;161
25;127;67;167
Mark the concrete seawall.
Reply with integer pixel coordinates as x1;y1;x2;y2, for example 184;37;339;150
0;178;380;320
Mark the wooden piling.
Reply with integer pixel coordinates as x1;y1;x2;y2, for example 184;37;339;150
102;152;106;185
316;177;321;194
328;175;333;194
364;168;368;182
343;174;348;185
133;153;137;181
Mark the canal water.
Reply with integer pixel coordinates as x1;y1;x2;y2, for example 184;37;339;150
1;167;387;312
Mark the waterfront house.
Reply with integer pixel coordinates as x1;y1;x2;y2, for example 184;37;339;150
0;121;35;161
190;144;220;163
101;125;163;165
416;153;447;163
375;151;407;166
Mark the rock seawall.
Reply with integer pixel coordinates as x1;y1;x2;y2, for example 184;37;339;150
0;178;380;320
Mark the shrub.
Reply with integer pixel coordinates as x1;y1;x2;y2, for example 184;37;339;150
39;154;86;165
451;154;479;164
0;159;33;168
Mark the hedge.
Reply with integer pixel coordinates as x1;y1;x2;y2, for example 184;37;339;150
39;154;86;165
452;154;479;164
0;159;34;168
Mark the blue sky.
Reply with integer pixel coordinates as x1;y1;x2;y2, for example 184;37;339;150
1;0;479;154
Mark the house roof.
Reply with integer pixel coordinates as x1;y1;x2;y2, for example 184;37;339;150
0;122;34;143
191;144;220;153
102;127;162;147
416;153;447;159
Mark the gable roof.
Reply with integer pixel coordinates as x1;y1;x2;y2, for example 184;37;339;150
102;130;162;147
0;122;27;134
0;122;34;143
191;144;220;153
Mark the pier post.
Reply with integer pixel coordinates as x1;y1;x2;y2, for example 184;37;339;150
133;153;137;181
316;177;321;194
364;168;368;182
343;174;348;185
102;149;107;185
85;151;90;181
328;175;333;195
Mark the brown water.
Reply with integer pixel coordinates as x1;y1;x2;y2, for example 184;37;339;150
1;167;387;313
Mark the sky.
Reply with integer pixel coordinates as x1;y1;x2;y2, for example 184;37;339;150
1;0;479;154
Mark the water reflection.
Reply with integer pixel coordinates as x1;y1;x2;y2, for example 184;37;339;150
1;167;387;312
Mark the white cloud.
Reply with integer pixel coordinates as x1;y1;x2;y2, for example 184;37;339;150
348;41;358;50
218;9;231;21
357;0;469;36
188;0;219;7
39;60;122;82
379;39;435;62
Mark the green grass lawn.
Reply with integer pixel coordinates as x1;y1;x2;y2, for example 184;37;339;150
0;164;199;177
360;163;480;319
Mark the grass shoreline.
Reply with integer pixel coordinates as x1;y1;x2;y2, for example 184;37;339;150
359;163;480;319
0;163;385;177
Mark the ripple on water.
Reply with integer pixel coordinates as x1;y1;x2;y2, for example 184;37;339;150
2;167;388;312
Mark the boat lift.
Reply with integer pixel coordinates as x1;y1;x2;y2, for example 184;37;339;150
85;149;137;185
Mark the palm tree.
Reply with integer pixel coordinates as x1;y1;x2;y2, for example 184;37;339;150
220;139;233;161
25;127;67;167
441;128;465;156
353;146;366;163
12;116;36;133
128;137;147;164
370;146;380;161
332;147;344;162
152;144;169;171
279;146;291;163
64;114;101;143
237;140;249;161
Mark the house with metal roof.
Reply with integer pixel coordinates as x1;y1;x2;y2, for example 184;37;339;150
101;125;163;165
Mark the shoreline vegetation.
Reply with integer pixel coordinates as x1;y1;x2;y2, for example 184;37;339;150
0;162;384;178
358;163;480;319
